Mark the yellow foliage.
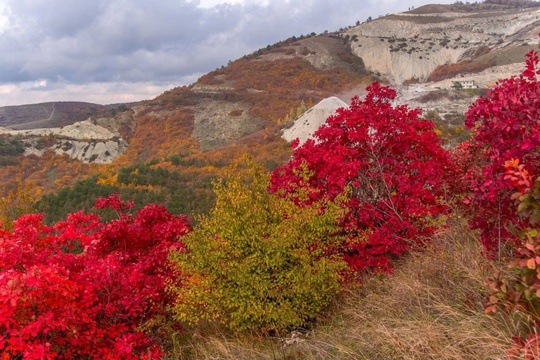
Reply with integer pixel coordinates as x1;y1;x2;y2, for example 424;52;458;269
169;159;348;333
97;173;118;187
0;178;41;229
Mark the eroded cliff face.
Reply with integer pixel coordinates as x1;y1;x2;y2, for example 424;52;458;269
346;8;540;83
21;137;128;164
0;110;134;164
193;101;263;151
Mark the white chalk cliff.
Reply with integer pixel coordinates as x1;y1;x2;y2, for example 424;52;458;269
346;8;540;83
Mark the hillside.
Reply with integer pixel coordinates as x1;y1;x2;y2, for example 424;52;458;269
5;3;540;359
347;4;540;84
0;2;538;213
0;101;107;129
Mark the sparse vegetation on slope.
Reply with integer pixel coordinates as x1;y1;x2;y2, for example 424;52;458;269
428;58;497;82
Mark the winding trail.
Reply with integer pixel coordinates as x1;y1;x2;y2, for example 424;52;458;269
44;103;55;122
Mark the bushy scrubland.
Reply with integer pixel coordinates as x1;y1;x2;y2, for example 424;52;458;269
3;50;540;359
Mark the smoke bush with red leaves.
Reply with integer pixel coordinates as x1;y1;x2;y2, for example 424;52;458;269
0;194;191;359
463;50;540;256
271;82;454;273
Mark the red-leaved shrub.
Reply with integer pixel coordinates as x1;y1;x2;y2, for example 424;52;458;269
0;194;191;359
463;50;540;256
271;82;453;273
485;159;540;359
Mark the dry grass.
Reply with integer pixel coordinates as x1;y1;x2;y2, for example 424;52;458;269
165;218;518;359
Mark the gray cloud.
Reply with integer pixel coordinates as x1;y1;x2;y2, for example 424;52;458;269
0;0;454;105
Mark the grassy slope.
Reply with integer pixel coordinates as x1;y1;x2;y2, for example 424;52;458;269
0;102;107;129
166;217;517;359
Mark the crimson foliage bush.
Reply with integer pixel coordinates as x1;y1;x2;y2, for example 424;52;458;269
0;194;191;359
463;50;540;256
271;82;453;273
485;160;540;358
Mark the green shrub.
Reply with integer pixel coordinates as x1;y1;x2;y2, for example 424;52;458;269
0;138;24;156
168;160;347;333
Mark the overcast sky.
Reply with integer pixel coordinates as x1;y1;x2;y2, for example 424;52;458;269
0;0;455;106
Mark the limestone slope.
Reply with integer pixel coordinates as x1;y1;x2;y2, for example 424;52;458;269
346;7;540;84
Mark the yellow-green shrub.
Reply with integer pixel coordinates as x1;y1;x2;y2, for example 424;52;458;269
168;160;347;333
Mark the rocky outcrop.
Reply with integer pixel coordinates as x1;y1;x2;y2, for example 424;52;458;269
193;101;263;151
282;96;348;145
51;139;128;164
345;8;540;84
0;119;129;163
0;120;117;140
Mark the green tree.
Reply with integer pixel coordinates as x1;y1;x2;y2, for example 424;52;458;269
453;81;463;90
294;100;308;120
168;160;347;333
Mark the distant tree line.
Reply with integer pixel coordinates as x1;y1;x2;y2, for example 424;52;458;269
483;0;540;8
35;161;216;224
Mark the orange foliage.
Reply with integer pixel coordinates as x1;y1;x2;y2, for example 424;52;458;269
0;177;40;229
115;107;199;166
0;151;100;201
96;164;119;186
427;59;496;82
0;56;368;207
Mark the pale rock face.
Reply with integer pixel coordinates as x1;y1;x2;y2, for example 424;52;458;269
57;121;117;140
51;139;128;164
0;120;116;140
193;101;263;151
346;9;540;84
282;96;348;145
1;119;128;163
